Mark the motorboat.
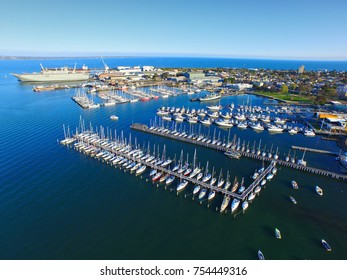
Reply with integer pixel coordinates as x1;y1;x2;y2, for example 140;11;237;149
258;250;265;260
224;150;241;159
215;119;233;128
237;122;248;129
110;115;119;120
199;118;212;126
250;123;264;131
267;124;283;133
304;129;315;137
316;185;323;196
290;196;297;204
275;228;282;239
260;179;266;186
266;173;274;180
206;104;222;111
292;180;299;189
322;239;332;252
288;127;299;134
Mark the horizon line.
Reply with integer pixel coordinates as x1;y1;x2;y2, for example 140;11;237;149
1;54;347;62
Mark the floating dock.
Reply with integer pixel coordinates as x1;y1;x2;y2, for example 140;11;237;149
131;123;347;181
62;130;276;210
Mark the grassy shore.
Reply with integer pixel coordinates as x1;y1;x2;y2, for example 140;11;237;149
254;91;315;104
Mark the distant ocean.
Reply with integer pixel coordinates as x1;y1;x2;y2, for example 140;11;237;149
2;56;347;72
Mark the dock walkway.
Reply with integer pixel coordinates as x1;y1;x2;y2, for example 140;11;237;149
72;132;275;201
131;123;347;181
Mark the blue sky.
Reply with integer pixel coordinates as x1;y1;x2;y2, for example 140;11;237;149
1;0;346;59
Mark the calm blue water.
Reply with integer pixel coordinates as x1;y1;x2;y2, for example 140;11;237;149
2;57;347;73
0;58;347;260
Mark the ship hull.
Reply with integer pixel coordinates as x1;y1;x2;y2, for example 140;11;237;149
12;73;90;82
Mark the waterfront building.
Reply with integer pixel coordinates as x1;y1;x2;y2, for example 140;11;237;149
184;71;206;80
298;65;305;74
227;83;253;91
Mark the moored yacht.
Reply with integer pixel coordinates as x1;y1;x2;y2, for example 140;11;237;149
177;180;189;192
220;195;231;213
231;198;240;213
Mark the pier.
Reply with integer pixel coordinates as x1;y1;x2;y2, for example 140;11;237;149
66;131;276;204
291;145;339;156
131;123;347;181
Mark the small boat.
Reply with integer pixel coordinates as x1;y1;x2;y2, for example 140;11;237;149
198;188;207;200
321;239;332;251
266;173;274;180
248;192;256;201
110;115;119;120
196;173;203;181
149;169;157;176
242;201;249;212
177;180;189;192
260;179;266;186
231;198;240;213
135;165;146;175
316;186;323;196
193;185;201;195
165;175;175;185
258;250;265;260
159;173;169;183
254;186;261;194
275;228;282;239
291;180;298;189
220;195;231;212
152;172;162;182
290;196;297;204
207;190;216;201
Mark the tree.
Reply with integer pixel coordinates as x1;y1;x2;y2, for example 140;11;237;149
314;95;327;105
281;84;289;94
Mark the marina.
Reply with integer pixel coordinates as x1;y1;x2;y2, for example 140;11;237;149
130;123;347;181
61;123;277;214
1;57;346;261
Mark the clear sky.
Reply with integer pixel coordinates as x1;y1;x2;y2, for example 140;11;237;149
1;0;346;59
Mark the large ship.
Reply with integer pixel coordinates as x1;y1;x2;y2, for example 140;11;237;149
11;64;90;82
199;92;221;102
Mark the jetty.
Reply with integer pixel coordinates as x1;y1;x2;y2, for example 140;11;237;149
61;128;276;206
291;145;339;156
131;123;347;181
